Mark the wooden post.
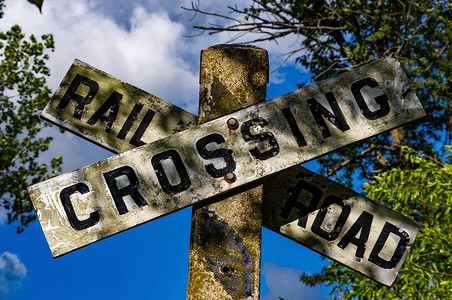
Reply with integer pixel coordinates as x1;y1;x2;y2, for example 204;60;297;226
187;45;268;299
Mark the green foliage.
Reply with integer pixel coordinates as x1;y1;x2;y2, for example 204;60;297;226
0;1;61;233
300;146;452;299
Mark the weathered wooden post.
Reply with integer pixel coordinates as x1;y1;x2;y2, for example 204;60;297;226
187;45;268;299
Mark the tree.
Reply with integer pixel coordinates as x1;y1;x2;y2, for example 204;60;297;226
185;0;451;298
0;0;62;233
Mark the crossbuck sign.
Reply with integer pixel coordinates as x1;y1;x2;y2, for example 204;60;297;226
29;52;424;287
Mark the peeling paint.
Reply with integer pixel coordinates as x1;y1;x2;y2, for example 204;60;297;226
263;166;420;286
41;59;198;154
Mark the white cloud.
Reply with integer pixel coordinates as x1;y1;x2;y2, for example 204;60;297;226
262;263;325;300
0;252;27;295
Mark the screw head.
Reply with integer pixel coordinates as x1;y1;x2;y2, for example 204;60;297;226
224;172;237;183
226;117;239;130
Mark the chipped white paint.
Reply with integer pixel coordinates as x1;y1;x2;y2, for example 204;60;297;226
41;59;198;153
29;58;425;259
262;166;420;286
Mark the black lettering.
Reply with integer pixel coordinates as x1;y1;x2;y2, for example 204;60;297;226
117;103;144;140
240;117;279;160
151;149;191;195
351;78;390;120
57;73;99;119
311;195;351;241
130;109;155;147
369;222;410;269
60;183;99;230
307;92;350;138
281;107;307;147
103;166;147;215
337;211;373;258
279;179;322;228
86;91;122;133
196;133;236;178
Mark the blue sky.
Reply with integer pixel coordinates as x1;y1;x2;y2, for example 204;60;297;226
0;0;330;299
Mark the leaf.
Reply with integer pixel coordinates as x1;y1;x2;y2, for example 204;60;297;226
0;22;60;232
27;0;43;13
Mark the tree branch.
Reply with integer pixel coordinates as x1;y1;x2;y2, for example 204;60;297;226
326;146;374;177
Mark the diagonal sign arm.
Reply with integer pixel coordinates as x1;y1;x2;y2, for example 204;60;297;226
262;165;420;286
40;59;198;153
31;57;424;285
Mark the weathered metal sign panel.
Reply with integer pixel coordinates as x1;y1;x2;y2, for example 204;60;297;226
262;166;420;286
41;59;197;153
28;58;425;258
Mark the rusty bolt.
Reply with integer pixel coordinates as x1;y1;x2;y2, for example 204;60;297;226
226;117;239;130
224;172;236;183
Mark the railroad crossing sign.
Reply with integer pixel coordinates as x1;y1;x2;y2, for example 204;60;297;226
29;46;424;289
